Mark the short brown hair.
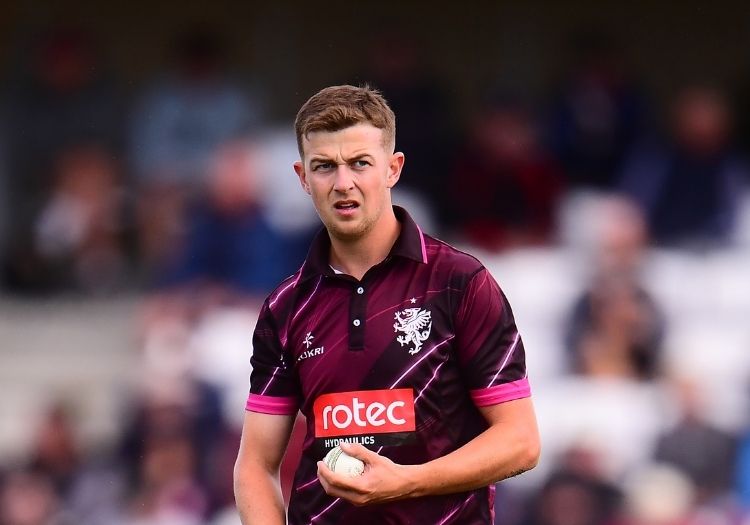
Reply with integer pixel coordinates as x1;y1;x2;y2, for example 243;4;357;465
294;84;396;157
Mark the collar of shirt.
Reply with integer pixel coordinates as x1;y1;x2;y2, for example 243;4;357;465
298;206;428;283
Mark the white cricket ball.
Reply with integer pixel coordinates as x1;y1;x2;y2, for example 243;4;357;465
323;445;365;477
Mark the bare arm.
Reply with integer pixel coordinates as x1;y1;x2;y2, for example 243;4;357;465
411;397;540;494
234;411;296;524
317;396;540;505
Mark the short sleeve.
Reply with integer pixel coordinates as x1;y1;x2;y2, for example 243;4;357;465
454;268;531;407
246;300;301;415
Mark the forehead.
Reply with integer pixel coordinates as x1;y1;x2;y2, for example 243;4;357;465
302;123;386;159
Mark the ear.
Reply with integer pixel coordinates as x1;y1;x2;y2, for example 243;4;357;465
294;161;311;194
386;152;405;189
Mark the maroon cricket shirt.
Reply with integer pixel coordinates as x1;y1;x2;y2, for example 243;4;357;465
246;206;531;524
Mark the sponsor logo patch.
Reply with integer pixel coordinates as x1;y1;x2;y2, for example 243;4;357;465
313;389;416;438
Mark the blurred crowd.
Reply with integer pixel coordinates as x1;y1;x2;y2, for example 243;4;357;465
1;24;749;525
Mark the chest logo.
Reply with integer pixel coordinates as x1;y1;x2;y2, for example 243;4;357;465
393;307;432;355
298;331;324;363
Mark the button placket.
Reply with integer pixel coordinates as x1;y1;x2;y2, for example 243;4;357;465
349;282;366;350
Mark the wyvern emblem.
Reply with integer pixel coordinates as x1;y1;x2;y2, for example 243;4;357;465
393;307;432;355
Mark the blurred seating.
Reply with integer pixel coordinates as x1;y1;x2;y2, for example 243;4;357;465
0;20;748;525
2;233;748;523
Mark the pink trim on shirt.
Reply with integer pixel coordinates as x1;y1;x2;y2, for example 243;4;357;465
415;223;429;263
470;377;531;407
245;394;298;415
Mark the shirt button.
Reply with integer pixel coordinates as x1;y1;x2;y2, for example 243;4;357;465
356;286;364;295
353;319;361;327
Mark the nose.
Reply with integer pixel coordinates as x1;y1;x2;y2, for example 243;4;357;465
332;165;355;192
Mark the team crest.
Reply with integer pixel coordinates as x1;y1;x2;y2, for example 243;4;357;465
393;307;432;355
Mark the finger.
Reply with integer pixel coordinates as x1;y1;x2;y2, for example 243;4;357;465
317;475;367;505
339;442;377;462
318;460;356;490
317;461;341;486
317;463;332;490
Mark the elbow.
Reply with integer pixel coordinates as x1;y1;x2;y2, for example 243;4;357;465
510;432;541;476
233;457;243;498
233;454;253;499
518;429;541;472
522;436;541;471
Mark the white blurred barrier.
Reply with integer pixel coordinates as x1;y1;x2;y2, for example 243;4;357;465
189;307;260;429
483;247;584;380
0;297;138;461
531;378;668;481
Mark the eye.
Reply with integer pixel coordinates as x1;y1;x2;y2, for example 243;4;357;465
352;159;371;169
312;162;334;172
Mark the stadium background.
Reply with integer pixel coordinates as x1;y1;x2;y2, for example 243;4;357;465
1;1;749;524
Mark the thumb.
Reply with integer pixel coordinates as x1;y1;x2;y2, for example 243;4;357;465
339;442;377;462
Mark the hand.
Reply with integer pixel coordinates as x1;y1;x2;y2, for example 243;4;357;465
316;443;421;506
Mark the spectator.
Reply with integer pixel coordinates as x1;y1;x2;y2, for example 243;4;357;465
124;431;207;525
565;197;665;380
736;427;750;512
620;464;697;525
1;26;124;292
520;447;622;525
359;32;455;226
0;469;66;525
25;400;127;525
118;378;222;523
10;145;127;293
0;123;8;264
28;403;80;499
154;139;297;301
619;85;746;247
130;27;264;270
446;96;564;251
547;31;649;190
654;377;737;504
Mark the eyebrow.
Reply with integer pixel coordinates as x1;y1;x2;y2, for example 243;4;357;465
309;153;375;164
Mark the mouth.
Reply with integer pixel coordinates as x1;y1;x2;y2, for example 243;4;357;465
334;200;360;211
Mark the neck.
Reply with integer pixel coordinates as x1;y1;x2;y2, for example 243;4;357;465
329;207;400;280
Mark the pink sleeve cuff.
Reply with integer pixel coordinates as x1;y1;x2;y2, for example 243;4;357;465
245;394;299;415
470;377;531;407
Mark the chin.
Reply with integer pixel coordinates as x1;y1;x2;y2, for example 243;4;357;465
329;226;364;241
326;220;372;241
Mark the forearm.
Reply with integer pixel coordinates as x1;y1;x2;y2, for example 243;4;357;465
410;419;539;496
234;459;286;525
234;410;296;524
317;400;539;506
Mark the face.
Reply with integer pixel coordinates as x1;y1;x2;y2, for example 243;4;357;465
294;123;404;242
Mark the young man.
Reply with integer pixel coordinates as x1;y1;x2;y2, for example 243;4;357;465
234;85;540;524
